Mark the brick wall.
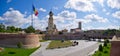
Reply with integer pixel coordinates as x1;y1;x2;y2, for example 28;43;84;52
0;33;40;49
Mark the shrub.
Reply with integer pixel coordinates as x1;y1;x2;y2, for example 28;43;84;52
106;39;109;43
8;52;16;54
99;44;103;52
61;39;64;43
59;32;63;35
25;26;35;33
104;50;108;53
17;42;23;48
98;53;102;56
104;41;107;47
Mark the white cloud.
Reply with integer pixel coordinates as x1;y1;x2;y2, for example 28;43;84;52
102;8;106;12
73;14;108;24
39;8;46;12
64;0;95;12
7;0;12;3
107;0;120;9
106;12;110;15
53;7;58;10
90;0;104;6
112;11;120;19
96;0;104;7
84;14;108;23
58;10;76;20
83;25;119;30
0;8;30;27
0;8;48;30
9;8;13;10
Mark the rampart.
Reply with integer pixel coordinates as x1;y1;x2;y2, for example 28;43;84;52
0;33;40;49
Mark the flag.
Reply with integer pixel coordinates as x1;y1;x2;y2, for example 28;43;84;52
32;5;38;16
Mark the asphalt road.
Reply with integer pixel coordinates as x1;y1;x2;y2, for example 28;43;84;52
30;40;99;56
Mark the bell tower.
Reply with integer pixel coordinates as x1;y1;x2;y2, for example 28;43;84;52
47;11;54;34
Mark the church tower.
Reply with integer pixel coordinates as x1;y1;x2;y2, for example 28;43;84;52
47;11;58;35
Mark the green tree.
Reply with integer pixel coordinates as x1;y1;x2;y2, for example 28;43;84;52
17;42;23;48
6;26;16;32
106;39;109;43
59;31;63;35
10;26;16;32
6;26;11;32
0;23;5;32
99;44;103;52
25;26;35;33
104;40;107;47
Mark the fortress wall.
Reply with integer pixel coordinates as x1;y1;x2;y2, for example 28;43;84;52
0;33;40;49
110;41;120;56
38;34;45;40
44;34;84;40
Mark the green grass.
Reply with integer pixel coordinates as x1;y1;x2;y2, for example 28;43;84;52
92;43;111;56
0;47;39;56
39;40;48;42
47;40;72;49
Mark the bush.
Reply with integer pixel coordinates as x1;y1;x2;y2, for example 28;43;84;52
59;32;63;35
104;41;107;47
106;39;109;43
104;50;108;53
61;39;64;43
17;42;23;48
8;52;16;54
25;26;35;33
99;44;103;52
98;53;102;56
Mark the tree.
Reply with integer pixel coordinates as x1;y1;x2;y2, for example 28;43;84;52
0;23;5;32
6;26;16;32
25;26;35;33
106;39;109;43
59;31;63;35
17;42;23;48
99;44;103;52
39;32;43;34
10;26;16;32
104;41;107;47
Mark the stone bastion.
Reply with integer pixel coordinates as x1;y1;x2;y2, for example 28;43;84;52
0;33;40;49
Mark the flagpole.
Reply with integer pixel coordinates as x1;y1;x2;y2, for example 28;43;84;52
31;4;33;28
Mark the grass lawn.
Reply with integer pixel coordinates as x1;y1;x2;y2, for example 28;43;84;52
39;40;48;42
92;43;111;56
0;47;39;56
47;40;72;49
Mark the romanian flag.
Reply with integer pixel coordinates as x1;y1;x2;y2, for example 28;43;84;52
33;5;38;16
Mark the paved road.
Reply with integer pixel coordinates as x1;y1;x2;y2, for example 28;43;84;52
30;40;99;56
30;41;51;56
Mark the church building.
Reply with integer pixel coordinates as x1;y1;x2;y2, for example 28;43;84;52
46;11;58;35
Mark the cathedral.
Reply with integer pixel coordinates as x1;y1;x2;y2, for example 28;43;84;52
46;11;58;35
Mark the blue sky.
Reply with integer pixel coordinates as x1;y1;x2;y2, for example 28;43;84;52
0;0;120;31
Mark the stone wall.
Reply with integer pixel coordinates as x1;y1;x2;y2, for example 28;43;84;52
110;41;120;56
44;33;112;40
0;33;40;49
44;34;85;40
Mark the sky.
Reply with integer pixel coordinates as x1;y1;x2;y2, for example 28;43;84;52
0;0;120;31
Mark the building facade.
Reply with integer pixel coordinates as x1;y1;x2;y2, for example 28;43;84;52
70;22;82;33
78;22;81;30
